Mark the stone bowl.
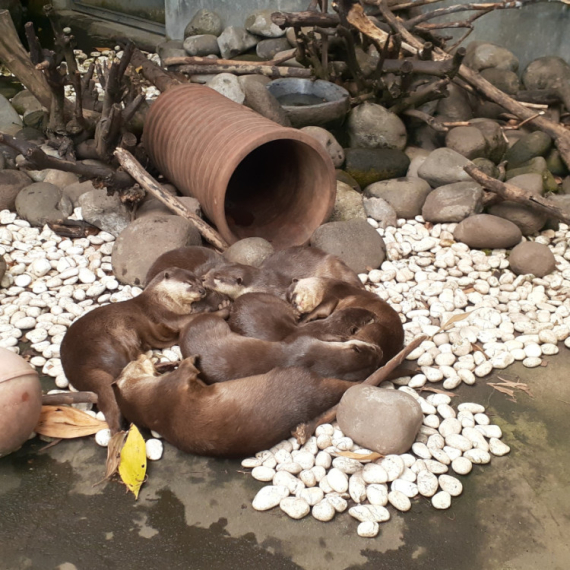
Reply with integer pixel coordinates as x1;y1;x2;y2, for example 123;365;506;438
267;78;350;128
0;348;42;457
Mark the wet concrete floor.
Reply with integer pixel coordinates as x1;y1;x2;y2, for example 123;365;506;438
1;352;569;570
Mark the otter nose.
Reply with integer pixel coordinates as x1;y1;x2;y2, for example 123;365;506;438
198;286;206;295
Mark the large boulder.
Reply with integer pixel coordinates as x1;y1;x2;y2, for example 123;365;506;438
62;180;98;207
344;148;410;188
0;170;32;211
301;126;344;167
364;177;432;219
0;93;22;132
504;132;553;168
217;27;258;59
422;181;483;223
347;102;407;151
435;83;473;122
508;241;556;277
206;73;245;104
10;90;42;116
78;188;131;237
522;56;570;92
183;34;220;57
256;37;291;60
239;75;290;126
464;41;519;72
417;148;474;187
15;182;73;226
337;386;423;455
480;68;521;95
157;40;186;62
487;201;547;236
470;119;507;164
454;214;522;249
363;197;397;228
310;219;385;273
43;170;80;189
245;9;286;38
328;181;366;222
184;9;223;37
445;126;488;160
136;197;201;220
223;237;274;267
112;216;202;286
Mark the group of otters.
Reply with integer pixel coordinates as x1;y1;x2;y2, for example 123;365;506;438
60;245;405;458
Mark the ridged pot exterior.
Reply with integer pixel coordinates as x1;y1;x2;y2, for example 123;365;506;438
0;348;42;457
144;84;336;249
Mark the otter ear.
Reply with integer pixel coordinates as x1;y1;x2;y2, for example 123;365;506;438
350;326;359;335
351;343;362;353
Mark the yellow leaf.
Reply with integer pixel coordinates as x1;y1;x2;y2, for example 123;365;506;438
35;405;108;438
119;424;147;499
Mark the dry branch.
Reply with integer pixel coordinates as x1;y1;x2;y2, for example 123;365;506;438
114;147;229;251
176;63;313;78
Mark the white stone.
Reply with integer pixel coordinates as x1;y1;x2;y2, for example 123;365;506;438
95;428;111;447
458;402;485;414
489;438;511;456
357;521;380;538
417;470;439;497
241;457;262;468
474;413;490;425
252;466;276;481
443;446;462;461
380;455;405;481
315;451;332;469
280;497;310;519
476;424;503;439
146;438;163;460
437;404;456;419
252;485;290;511
349;471;367;504
474;361;493;377
438;474;462;496
78;267;96;284
366;483;388;506
349;505;390;523
445;434;473;452
388;490;411;512
411;442;431;459
362;463;389;484
391;478;418;498
424;460;448;474
294;450;315;470
439;418;462;437
299;469;316;487
431;491;452;509
451;457;473;475
327;467;349;493
298;487;324;506
312;499;336;521
463;448;491;464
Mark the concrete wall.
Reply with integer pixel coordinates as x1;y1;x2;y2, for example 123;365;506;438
165;0;306;40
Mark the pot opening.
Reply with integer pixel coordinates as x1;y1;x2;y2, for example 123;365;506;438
224;139;333;248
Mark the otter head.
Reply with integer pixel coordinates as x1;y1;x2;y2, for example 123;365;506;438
287;278;323;314
202;264;253;300
150;268;206;313
114;354;157;391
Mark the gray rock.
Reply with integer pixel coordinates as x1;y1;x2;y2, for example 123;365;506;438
217;26;259;59
363;197;397;229
480;68;521;95
245;9;285;38
404;147;431;162
407;155;427;178
336;170;361;193
562;176;570;195
10;90;42;115
347;102;407;151
0;170;32;211
0;254;5;284
184;9;223;37
454;214;522;249
15;182;73;226
136;196;201;220
0;94;22;132
63;180;97;207
522;56;570;92
23;108;47;130
505;157;558;193
223;238;274;267
422;181;483;223
301;126;344;167
179;197;202;217
464;41;519;72
256;37;291;60
470;119;507;164
435;83;473;122
364;177;432;220
206;73;245;104
508;241;556;277
329;181;366;222
417;148;474;187
546;149;568;177
157;40;186;63
239;76;290;126
344;148;410;188
78;189;131;237
337;386;423;455
183;34;220;56
112;216;202;286
505;132;553;168
487;201;546;236
472;158;500;179
445;126;488;160
310;219;385;273
42;170;80;189
508;173;544;196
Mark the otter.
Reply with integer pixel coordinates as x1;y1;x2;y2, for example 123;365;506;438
179;314;383;383
202;246;364;301
287;277;404;365
228;292;378;343
60;268;210;433
113;354;356;457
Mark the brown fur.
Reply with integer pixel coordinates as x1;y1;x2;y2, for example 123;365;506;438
228;292;378;342
179;314;383;383
288;278;404;365
114;355;355;457
60;268;208;433
202;246;364;301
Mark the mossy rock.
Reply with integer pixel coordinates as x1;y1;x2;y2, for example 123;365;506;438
344;148;410;188
505;131;553;168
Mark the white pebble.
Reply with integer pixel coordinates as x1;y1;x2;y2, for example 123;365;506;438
332;456;363;475
357;521;380;538
431;491;452;509
439;418;462;437
391;478;418;498
349;505;390;523
280;496;310;519
327;468;349;493
416;470;438;497
299;487;324;506
458;402;485;414
252;485;290;511
438;474;463;496
145;438;163;460
388;490;411;512
366;483;388;506
312;499;336;521
476;424;503;439
451;457;473;475
380;455;405;481
489;438;511;456
95;428;111;447
523;357;542;368
252;466;276;482
463;448;491;464
315;451;332;469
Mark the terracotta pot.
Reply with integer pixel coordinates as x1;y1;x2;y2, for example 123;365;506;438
0;348;42;457
144;84;336;249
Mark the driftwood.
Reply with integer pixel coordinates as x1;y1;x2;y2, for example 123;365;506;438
464;164;570;224
42;391;98;405
114;147;229;251
293;334;428;444
272;10;340;27
163;50;297;68
177;63;313;79
130;47;181;93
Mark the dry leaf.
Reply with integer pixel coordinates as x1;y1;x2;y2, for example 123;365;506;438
494;378;534;398
119;424;147;499
462;287;475;294
335;450;384;461
471;343;488;359
35;405;108;438
105;431;127;481
419;386;457;397
488;384;516;402
95;47;109;52
440;312;471;331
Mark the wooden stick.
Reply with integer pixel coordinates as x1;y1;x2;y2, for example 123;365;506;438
176;63;313;78
42;392;98;405
130;46;182;93
292;334;428;444
114;147;229;251
163;50;297;68
271;10;340;27
464;164;570;224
